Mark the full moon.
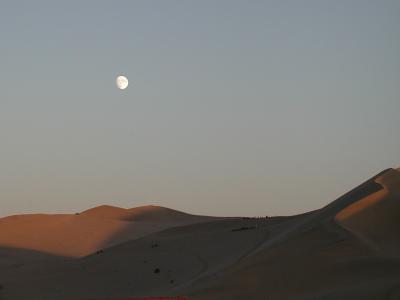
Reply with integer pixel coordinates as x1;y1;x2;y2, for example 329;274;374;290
116;75;129;90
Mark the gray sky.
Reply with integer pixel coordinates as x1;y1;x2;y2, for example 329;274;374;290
1;1;399;217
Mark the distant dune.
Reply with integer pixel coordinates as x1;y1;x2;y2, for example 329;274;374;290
0;205;219;257
0;169;399;300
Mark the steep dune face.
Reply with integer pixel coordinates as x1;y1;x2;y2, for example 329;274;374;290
335;169;400;256
0;205;218;258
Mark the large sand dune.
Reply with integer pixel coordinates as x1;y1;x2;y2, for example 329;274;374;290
0;205;218;257
335;168;400;256
0;168;399;300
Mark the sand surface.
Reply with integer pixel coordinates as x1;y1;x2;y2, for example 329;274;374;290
0;169;399;299
0;205;217;258
335;168;400;256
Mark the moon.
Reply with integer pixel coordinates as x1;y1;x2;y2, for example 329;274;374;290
116;75;128;90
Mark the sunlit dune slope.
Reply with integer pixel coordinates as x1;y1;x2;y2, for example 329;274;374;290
335;168;400;256
81;205;210;222
0;205;218;257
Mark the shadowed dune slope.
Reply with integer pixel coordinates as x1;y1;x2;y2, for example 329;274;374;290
0;246;67;270
0;205;219;257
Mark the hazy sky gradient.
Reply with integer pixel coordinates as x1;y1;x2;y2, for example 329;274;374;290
1;1;399;217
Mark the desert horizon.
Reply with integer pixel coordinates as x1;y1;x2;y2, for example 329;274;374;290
1;167;400;299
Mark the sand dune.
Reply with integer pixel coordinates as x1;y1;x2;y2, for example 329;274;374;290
335;168;400;256
0;168;399;300
81;205;208;222
0;205;218;257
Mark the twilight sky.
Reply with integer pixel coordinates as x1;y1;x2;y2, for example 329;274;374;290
1;1;399;217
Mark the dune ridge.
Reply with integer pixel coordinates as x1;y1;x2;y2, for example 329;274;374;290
0;168;399;300
0;205;219;257
335;168;400;256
